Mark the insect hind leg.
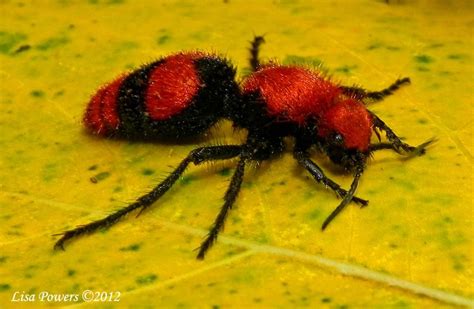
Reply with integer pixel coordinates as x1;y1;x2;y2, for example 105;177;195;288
340;77;411;102
53;145;243;251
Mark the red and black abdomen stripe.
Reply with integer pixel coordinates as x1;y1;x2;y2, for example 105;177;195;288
84;52;238;139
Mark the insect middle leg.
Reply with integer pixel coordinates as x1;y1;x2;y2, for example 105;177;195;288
54;145;243;250
340;77;411;102
198;132;285;258
197;156;246;259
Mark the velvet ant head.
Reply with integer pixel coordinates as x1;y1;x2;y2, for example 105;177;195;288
315;98;373;170
55;36;433;259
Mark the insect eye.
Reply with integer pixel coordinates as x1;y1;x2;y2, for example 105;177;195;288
331;132;344;146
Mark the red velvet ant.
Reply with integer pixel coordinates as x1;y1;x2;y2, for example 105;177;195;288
54;36;432;259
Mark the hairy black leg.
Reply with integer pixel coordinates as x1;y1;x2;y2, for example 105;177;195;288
249;35;265;72
322;164;364;230
369;142;400;152
197;156;246;259
339;85;368;100
294;150;368;206
340;77;411;102
365;77;411;101
369;111;434;155
369;139;435;156
54;145;242;250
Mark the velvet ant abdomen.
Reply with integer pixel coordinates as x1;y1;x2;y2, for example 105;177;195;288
84;52;238;139
84;75;125;136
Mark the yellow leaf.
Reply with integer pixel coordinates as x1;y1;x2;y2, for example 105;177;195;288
0;0;472;307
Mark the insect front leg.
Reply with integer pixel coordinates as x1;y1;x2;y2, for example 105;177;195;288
293;149;368;206
321;165;364;230
369;111;434;156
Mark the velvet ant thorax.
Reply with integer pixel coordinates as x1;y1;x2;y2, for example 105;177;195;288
242;65;341;123
83;51;238;139
240;64;372;155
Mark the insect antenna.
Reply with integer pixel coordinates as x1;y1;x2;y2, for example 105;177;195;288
321;164;364;230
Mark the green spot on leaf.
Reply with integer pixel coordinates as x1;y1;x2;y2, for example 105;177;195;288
157;34;171;45
447;54;465;60
0;31;27;54
416;66;430;72
36;35;70;51
428;43;444;48
30;90;45;98
90;171;111;183
88;0;125;4
136;274;158;285
242;181;254;188
67;269;76;277
0;283;11;291
42;163;59;182
142;168;155;176
414;54;433;64
218;167;231;176
306;208;322;220
334;65;357;74
14;44;31;54
391;177;415;191
117;41;138;50
386;45;401;51
367;42;382;50
180;175;196;185
120;243;141;251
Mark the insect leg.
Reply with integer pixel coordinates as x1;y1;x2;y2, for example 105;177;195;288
368;142;398;152
365;77;411;101
340;77;411;102
54;145;242;250
369;139;434;155
249;35;265;72
321;165;364;230
338;85;368;100
369;111;435;155
197;156;246;259
293;149;368;206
